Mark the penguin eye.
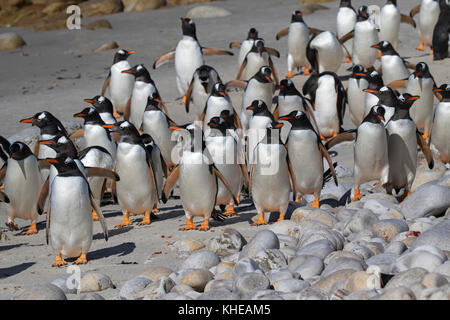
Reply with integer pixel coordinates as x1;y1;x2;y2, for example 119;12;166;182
58;136;68;144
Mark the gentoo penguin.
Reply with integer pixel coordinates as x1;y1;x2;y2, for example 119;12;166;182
162;124;236;231
410;0;440;54
45;156;108;266
364;86;398;124
206;117;248;216
362;70;385;116
386;93;434;199
140;133;164;214
347;65;369;126
307;31;343;74
73;107;117;160
153;18;233;104
2;142;42;234
122;64;163;129
379;0;416;51
372;41;411;86
102;49;135;117
337;0;357;61
279;111;338;207
247;100;275;165
432;0;450;60
103;121;158;228
352;106;389;201
239;66;275;134
0;136;10;171
303;72;347;140
406;62;437;139
237;38;279;83
430;84;450;163
185;65;222;119
249;121;293;224
19;111;68;181
84;95;116;125
276;10;317;77
229;28;259;72
201;82;237;132
141;94;177;170
340;6;379;69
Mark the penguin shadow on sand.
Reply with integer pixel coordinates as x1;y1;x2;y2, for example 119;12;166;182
87;242;136;261
0;243;25;252
13;221;46;237
0;262;35;279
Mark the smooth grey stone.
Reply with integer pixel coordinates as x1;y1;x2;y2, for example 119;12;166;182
384;268;429;289
274;279;310;293
14;284;67;300
434;261;450;277
291;256;324;280
343;209;379;236
385;241;407;255
372;219;409;242
295;287;330;300
336;208;357;223
267;269;294;284
78;272;114;293
276;234;298;248
279;247;297;263
298;229;344;250
366;253;399;274
373;286;416;300
161;292;181;300
234;273;270;299
181;250;220;270
197;289;240;300
204;279;233;292
411;220;450;252
250;289;278;300
79;293;105;300
239;230;280;259
392;248;445;273
321;258;366;277
253;249;287;273
120;277;153;300
400;183;450;219
296;239;335;259
232;258;263;279
207;228;247;257
343;243;374;260
51;276;77;295
345;289;382;300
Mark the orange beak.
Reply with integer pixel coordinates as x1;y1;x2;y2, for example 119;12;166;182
364;89;377;94
265;76;272;82
169;126;182;130
246;106;255;110
102;124;116;129
46;158;58;164
39;140;54;145
154;98;161;103
371;44;380;49
73;113;86;118
378;115;385;122
20;118;34;123
128;50;136;55
408;96;420;101
355;73;366;77
434;88;443;93
278;116;292;121
122;69;135;74
219;91;226;97
274;123;284;128
84;99;96;104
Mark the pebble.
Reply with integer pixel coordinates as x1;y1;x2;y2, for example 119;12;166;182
14;284;67;300
290;207;338;228
204;279;233;292
197;289;240;300
321;257;366;277
78;272;114;294
366;253;399;274
384;241;407;255
181;250;220;270
400;183;450;219
289;255;324;279
232;258;263;279
343;270;381;293
266;269;294;284
392;247;445;273
171;284;194;295
252;249;287;273
363;199;403;219
94;41;119;52
0;32;26;51
298;228;344;251
186;5;232;19
273;279;310;293
51;276;77;294
421;273;448;288
234;273;270;299
239;230;279;260
312;269;357;292
180;269;213;292
207;227;247;257
324;250;364;265
411;219;450;252
374;286;416;300
175;238;205;252
345;289;382;300
384;268;429;289
141;276;176;300
79;293;105;300
295;287;330;300
433;261;450;277
336;208;357;223
343;209;379;236
86;19;112;30
215;262;234;275
343;243;374;260
372;219;409;242
268;220;298;236
120;277;153;300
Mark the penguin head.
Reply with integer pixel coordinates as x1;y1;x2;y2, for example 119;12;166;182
196;65;220;92
9;142;33;160
398;93;420;108
39;134;77;159
46;156;81;176
366;70;384;90
73;107;103;125
278;78;299;96
357;6;369;21
340;0;352;8
368;105;386;123
104;120;139;138
84;95;114;115
181;17;197;39
140;133;155;153
291;10;304;23
144;92;162;112
252;38;266;56
352;65;366;79
254;66;273;83
211;82;227;98
247;28;258;40
219;110;236;130
122;64;152;82
246;99;268;114
113;49;135;64
386;0;397;5
413;62;429;78
371;41;395;55
207;116;223;128
434;84;450;101
20;111;56;129
365;86;397;107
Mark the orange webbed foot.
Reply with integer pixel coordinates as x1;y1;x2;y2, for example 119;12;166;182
416;43;425;51
52;254;67;267
276;214;285;222
115;213;132;228
113;111;121;119
73;253;88;265
197;219;210;231
25;222;37;235
224;205;236;217
303;68;310;75
353;188;363;201
181;95;187;105
285;70;294;79
429;49;434;55
92;209;99;221
252;213;267;226
345;56;352;63
179;217;196;231
312;197;320;208
137;212;151;226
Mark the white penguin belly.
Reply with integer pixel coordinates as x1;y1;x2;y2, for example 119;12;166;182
203;96;234;130
248;116;272;164
431;102;450;162
110;60;134;113
315;76;339;137
348;78;369;126
81;148;114;202
278;95;303;117
84;124;116;160
50;176;92;258
175;37;203;96
354;122;389;185
381;55;410;85
309;31;343;73
238;40;253;71
116;143;156;213
192;81;209;120
99;112;116;125
288;23;310;66
406;76;434;132
337;7;356;55
241;81;273;132
364;92;380;116
379;4;400;49
288;130;323;195
419;0;440;45
38;136;57;181
4;157;41;221
353;21;379;68
129;81;155;129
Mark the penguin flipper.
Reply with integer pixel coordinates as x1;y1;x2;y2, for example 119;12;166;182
225;80;247;89
319;143;338;186
229;41;241;49
409;5;420;18
46;201;51;245
276;28;289;40
387;79;408;89
0;191;9;203
185;79;194;113
269;57;279;85
286;155;297;202
123;97;132;121
338;30;354;45
38;159;51;170
416;130;434;170
101;74;110;96
233;112;243;130
400;14;416;28
153;51;175;69
37;177;50;215
249;164;254;197
212;165;238;205
0;163;6;183
266;47;280;58
69;128;84;140
33;139;40;157
236;58;248;80
309;28;323;36
239;163;250;190
159;100;170;116
324;130;356;150
0;136;11;161
89;193;108;242
403;60;416;70
85;167;120;181
202;48;234;56
273;105;279;121
162;165;180;203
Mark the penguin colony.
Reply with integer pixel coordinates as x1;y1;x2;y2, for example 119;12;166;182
0;0;449;268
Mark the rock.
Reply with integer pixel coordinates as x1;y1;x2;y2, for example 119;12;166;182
175;238;205;252
94;41;119;52
343;243;374;260
42;2;66;14
215;262;234;275
273;279;310;293
239;230;279;259
400;183;450;219
167;0;213;6
408;219;434;233
267;269;294;284
313;269;356;292
296;239;335;260
180;269;213;292
277;234;298;248
197;289;240;300
78;272;114;293
345;288;381;300
120;277;153;300
207;227;247;257
375;286;416;300
79;293;105;300
322;258;366;277
363;199;403;219
411;220;450;252
299;3;329;15
234;273;270;299
252;249;287;273
289;255;324;279
123;0;166;11
385;268;429;289
186;5;232;18
295;287;330;300
79;0;123;17
204;279;233;292
343;271;381;292
51;276;77;294
298;228;344;250
360;192;399;204
181;250;220;270
171;284;194;295
14;284;67;300
140;266;173;282
336;208;357;223
392;247;446;273
434;261;450;277
290;207;338;228
421;284;450;300
366;253;399;274
372;219;409;242
232;258;263;279
343;209;379;236
385;241;407;255
215;271;233;280
421;273;448;288
86;19;112;30
140;276;176;300
268;220;298;236
411;161;447;191
0;32;25;51
298;0;334;4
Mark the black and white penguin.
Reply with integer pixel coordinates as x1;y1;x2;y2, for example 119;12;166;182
347;65;369;126
201;82;237;132
431;84;450;163
363;86;399;124
307;31;343;74
102;49;136;117
362;70;385;116
410;0;440;54
153;17;233;104
432;0;450;60
337;0;357;61
371;41;411;85
84;95;116;125
230;28;259;72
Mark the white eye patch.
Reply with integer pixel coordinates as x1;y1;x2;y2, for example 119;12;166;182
58;136;69;144
38;113;46;120
98;96;105;102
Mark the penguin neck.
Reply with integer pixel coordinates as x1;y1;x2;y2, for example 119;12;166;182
339;0;352;8
391;106;412;121
381;47;399;56
362;111;383;125
289;116;314;131
145;102;160;112
254;109;273;119
368;79;384;90
113;54;127;64
280;86;301;97
84;115;104;126
120;134;142;145
40;123;62;136
386;0;397;6
135;71;153;84
378;93;397;107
